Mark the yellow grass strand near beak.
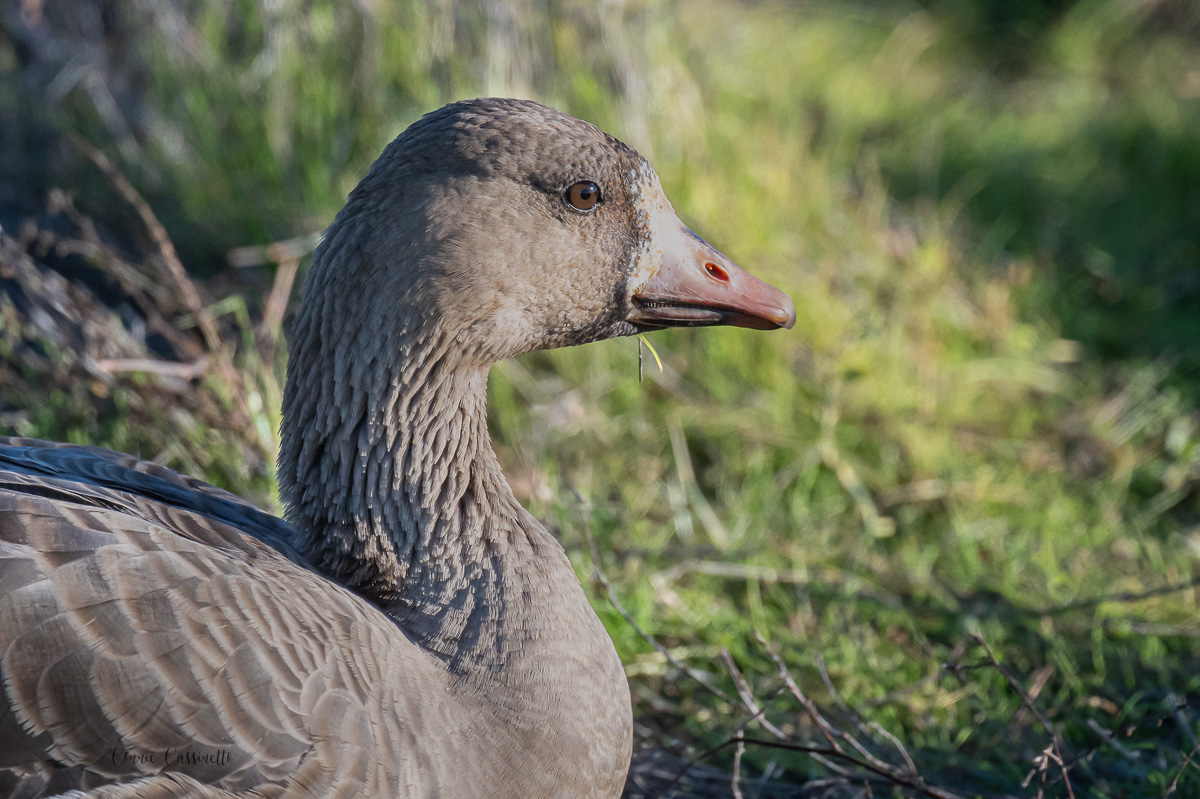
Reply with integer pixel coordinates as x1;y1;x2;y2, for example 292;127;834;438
637;334;664;384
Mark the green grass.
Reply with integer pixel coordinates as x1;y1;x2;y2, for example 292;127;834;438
3;0;1200;794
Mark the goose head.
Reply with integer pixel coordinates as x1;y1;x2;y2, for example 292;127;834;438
300;97;794;367
281;98;795;605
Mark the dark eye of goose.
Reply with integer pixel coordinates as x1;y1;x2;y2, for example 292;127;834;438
565;180;601;212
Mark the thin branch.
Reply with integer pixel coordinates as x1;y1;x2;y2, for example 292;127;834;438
720;649;788;740
761;637;966;798
867;721;919;778
1170;692;1200;749
1064;697;1198;773
731;735;745;799
35;197;199;360
572;486;968;799
971;634;1075;799
226;235;309;359
1083;719;1139;762
654;682;834;799
1164;739;1200;798
696;736;966;799
1032;575;1200;617
817;653;918;774
69;134;250;421
765;636;895;773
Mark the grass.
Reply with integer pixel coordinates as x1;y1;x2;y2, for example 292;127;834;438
3;0;1200;794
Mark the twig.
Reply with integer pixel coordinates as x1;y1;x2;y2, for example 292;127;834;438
1032;575;1200;617
642;626;968;798
1011;664;1055;730
971;634;1076;799
731;735;745;799
1170;693;1200;749
573;487;786;798
573;484;964;799
36;197;199;360
1164;739;1200;798
763;640;843;756
576;486;856;795
867;722;919;778
693;736;966;799
763;637;903;778
720;649;788;740
763;637;967;798
1064;697;1198;774
1083;719;1138;762
69;135;250;421
655;682;826;798
226;235;310;357
817;653;918;774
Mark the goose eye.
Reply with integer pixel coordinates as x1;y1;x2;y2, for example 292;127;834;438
565;181;601;212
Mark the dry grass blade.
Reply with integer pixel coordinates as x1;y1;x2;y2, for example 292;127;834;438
69;134;251;422
226;232;322;268
96;357;208;380
260;256;299;354
32;194;199;361
570;486;732;703
227;234;314;357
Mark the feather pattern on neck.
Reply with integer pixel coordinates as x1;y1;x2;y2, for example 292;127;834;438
280;234;570;675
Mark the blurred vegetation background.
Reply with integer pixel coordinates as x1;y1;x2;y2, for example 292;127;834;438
2;0;1200;795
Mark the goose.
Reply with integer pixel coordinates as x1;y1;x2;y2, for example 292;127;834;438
0;98;795;799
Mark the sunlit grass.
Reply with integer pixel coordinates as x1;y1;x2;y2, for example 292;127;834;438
4;0;1200;792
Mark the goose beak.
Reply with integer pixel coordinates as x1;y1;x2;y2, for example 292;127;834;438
627;224;796;331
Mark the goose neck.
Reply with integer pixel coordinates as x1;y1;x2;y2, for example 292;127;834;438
280;321;568;661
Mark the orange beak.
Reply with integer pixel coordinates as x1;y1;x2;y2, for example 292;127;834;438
627;225;795;331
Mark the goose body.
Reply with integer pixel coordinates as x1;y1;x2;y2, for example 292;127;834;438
0;99;794;798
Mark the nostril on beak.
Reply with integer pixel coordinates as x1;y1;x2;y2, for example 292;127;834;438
704;262;730;282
